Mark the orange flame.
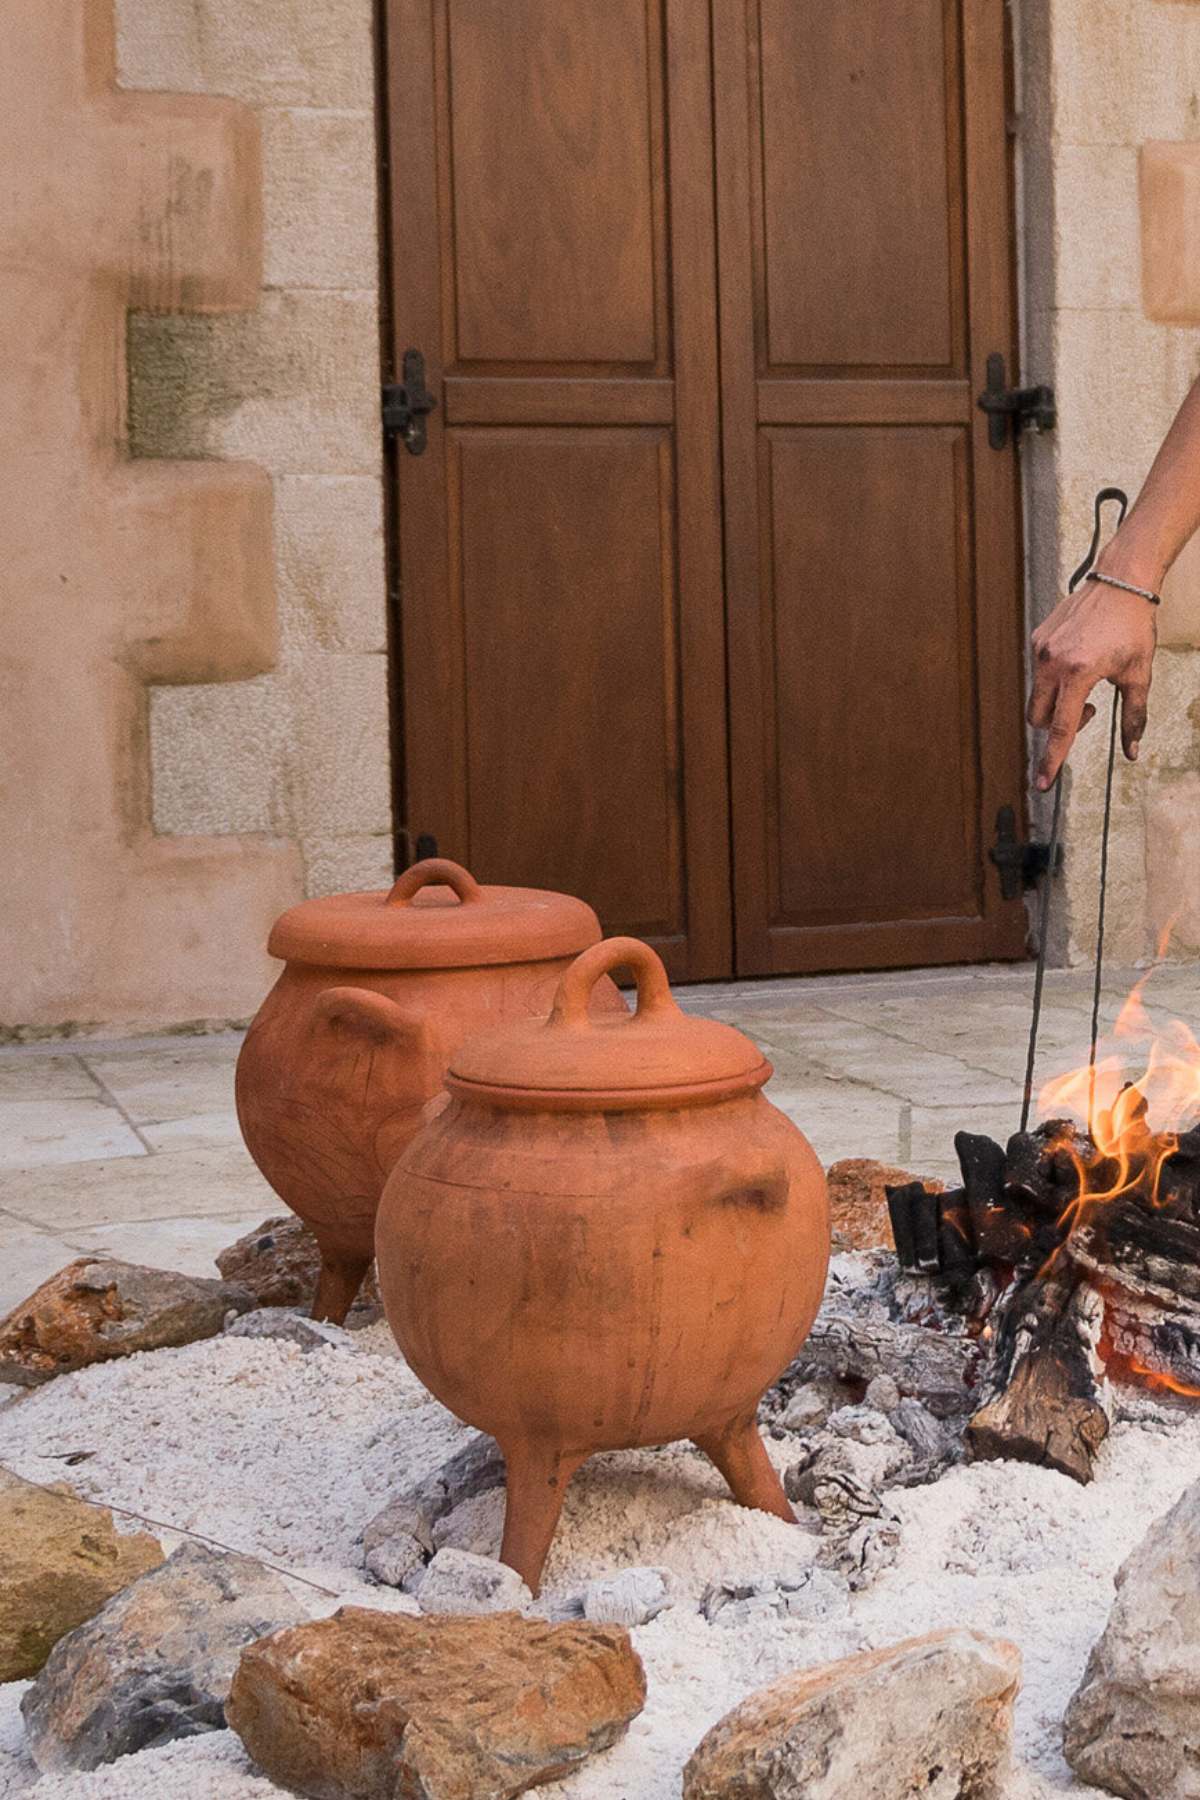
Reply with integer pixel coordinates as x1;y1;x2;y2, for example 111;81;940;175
1126;1358;1200;1399
1037;924;1199;1228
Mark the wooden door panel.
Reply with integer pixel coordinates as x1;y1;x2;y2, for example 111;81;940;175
456;429;683;936
765;428;976;925
759;0;959;370
715;0;1028;975
445;0;662;365
385;0;730;979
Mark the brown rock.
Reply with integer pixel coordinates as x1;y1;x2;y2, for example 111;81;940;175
23;1541;309;1774
216;1216;380;1317
0;1470;162;1681
684;1629;1020;1800
0;1259;253;1386
227;1605;646;1799
827;1158;943;1251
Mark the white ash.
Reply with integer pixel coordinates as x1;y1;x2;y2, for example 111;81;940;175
0;1264;1194;1797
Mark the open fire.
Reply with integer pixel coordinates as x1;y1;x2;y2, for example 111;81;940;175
887;955;1200;1483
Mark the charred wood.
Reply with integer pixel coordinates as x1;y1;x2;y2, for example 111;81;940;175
967;1271;1110;1484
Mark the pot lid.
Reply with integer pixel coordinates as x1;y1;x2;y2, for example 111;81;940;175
448;937;772;1110
267;858;604;970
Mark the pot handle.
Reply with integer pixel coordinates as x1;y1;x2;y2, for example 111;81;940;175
550;936;678;1029
386;858;483;908
311;985;433;1050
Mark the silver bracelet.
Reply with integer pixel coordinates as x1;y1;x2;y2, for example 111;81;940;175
1085;570;1162;606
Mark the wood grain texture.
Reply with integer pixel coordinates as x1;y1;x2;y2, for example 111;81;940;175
385;0;729;979
714;0;1027;975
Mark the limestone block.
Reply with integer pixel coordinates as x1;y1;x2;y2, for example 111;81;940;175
1135;649;1200;773
1145;771;1200;957
1052;0;1200;148
94;92;262;310
1056;145;1141;312
1062;750;1149;967
262;108;377;291
64;835;303;1028
1;0;290;1030
289;654;392;837
1161;528;1200;650
300;834;395;898
117;461;276;683
117;0;376;110
275;476;387;654
129;291;382;476
1142;141;1200;324
1053;313;1189;506
150;677;293;837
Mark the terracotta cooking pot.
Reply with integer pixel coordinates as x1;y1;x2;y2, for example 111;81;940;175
375;935;831;1592
235;859;624;1323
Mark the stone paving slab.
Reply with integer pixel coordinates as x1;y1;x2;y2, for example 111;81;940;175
0;960;1193;1315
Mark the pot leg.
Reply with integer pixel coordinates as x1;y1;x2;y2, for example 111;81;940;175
311;1249;371;1325
693;1415;794;1523
498;1440;585;1596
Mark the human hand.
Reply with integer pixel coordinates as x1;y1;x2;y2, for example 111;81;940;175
1027;555;1158;790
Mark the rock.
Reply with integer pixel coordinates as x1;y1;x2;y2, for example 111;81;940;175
826;1403;906;1449
684;1628;1020;1799
224;1307;351;1353
417;1548;532;1616
1064;1475;1200;1798
0;1260;254;1386
891;1395;954;1468
582;1567;671;1628
864;1373;902;1412
786;1424;912;1508
779;1384;839;1432
215;1216;381;1319
701;1567;850;1629
785;1436;905;1589
0;1470;163;1681
226;1605;646;1800
361;1433;506;1588
826;1158;942;1251
22;1541;308;1773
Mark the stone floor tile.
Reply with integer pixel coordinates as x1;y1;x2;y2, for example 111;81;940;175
769;1082;906;1170
0;1220;91;1319
139;1110;243;1152
62;1209;275;1285
906;1104;1033;1185
83;1042;240;1126
0;1055;96;1101
737;1020;1021;1108
0;1098;146;1169
0;1142;274;1230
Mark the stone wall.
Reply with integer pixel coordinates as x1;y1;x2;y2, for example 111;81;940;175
1019;0;1200;966
119;0;393;904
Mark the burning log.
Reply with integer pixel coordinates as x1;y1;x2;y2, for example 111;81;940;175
965;1268;1110;1484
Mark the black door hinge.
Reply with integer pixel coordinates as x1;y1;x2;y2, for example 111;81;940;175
990;805;1062;900
382;349;437;456
977;352;1056;450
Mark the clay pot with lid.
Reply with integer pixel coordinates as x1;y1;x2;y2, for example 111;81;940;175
374;936;831;1593
235;859;624;1323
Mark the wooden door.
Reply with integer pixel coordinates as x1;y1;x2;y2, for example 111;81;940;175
712;0;1028;974
382;0;1028;981
381;0;731;981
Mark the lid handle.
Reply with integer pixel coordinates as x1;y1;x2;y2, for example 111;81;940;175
550;936;678;1029
386;857;483;908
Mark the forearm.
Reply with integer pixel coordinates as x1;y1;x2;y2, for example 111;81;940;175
1103;375;1200;588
